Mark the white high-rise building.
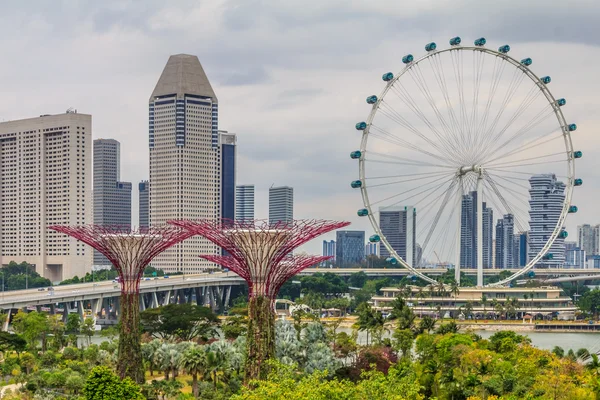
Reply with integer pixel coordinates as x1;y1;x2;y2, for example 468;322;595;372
528;174;566;267
577;224;600;256
149;54;221;273
0;111;92;281
235;185;255;222
269;186;293;224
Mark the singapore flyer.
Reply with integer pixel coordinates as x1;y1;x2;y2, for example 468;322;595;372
352;36;582;287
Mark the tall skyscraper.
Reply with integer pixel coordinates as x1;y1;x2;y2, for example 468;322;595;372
235;185;255;222
365;242;379;257
336;231;365;267
149;54;221;273
565;247;586;269
379;206;416;266
494;214;514;269
528;174;566;268
0;111;92;281
460;192;493;268
322;240;336;265
269;186;293;224
139;180;149;229
220;131;236;222
577;224;600;256
514;232;528;267
93;139;132;266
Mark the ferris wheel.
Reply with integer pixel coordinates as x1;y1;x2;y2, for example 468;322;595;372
352;37;582;287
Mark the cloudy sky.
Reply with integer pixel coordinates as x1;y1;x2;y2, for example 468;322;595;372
1;0;599;255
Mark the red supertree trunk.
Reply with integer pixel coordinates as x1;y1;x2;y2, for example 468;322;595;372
49;225;193;383
169;219;349;381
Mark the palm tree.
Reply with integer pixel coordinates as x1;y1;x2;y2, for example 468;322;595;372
141;339;161;376
436;281;447;318
464;301;474;320
494;301;504;320
416;287;426;318
450;282;460;319
179;345;207;398
481;295;488;319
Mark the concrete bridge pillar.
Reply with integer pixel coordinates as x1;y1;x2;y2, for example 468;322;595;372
2;309;12;331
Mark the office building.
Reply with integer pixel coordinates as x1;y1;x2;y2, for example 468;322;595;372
93;139;132;266
149;54;221;273
269;186;293;224
587;255;600;269
565;247;586;269
494;214;514;269
0;111;92;281
514;232;528;268
235;185;255;222
577;224;600;257
322;240;336;265
336;231;365;267
365;242;378;257
460;192;494;268
139;180;149;229
220;131;236;223
528;174;566;268
379;206;416;266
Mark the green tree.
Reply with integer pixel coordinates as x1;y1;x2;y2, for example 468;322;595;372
348;271;368;288
579;289;600;319
356;302;384;346
392;329;414;358
417;316;436;334
11;311;50;351
0;331;27;355
179;345;207;398
81;317;95;347
222;314;248;340
140;303;219;341
66;313;82;334
389;297;415;330
83;366;144;400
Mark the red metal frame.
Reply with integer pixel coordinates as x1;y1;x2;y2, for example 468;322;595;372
169;219;350;298
48;225;194;293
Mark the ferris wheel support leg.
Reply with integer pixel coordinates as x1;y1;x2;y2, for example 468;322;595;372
477;174;484;287
455;177;462;285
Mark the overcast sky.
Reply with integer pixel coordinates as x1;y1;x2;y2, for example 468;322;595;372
1;0;599;255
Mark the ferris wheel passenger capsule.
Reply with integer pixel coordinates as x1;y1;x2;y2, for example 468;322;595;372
449;36;461;46
357;209;369;217
559;230;568;239
474;37;486;46
520;58;533;66
528;271;536;278
369;234;381;243
557;98;566;106
402;54;414;64
541;76;551;84
386;257;398;265
350;180;362;189
569;206;578;213
568;123;577;131
574;178;583;186
498;45;510;53
543;253;554;260
355;121;367;130
382;72;394;81
425;42;437;51
573;150;583;158
366;95;378;104
350;150;362;159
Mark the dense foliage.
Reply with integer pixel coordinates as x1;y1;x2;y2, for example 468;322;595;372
1;261;52;290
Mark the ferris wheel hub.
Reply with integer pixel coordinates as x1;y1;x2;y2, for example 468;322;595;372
458;165;483;176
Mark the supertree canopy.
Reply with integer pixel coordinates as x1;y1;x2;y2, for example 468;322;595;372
169;219;350;381
49;225;194;383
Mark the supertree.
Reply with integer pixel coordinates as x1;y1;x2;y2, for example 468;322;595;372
169;219;350;380
48;225;194;383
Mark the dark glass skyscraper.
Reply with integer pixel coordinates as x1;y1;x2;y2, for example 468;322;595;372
336;231;365;267
460;191;493;268
495;214;514;269
220;131;236;222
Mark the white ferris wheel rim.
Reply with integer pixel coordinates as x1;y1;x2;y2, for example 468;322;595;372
358;44;575;287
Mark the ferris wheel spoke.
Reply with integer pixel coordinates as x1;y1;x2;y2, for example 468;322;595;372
408;64;463;155
480;104;556;164
369;125;451;163
366;170;458;180
477;84;543;161
467;50;486;156
485;152;566;168
484;129;563;165
365;171;453;189
475;57;508;152
387;85;464;163
371;174;455;209
427;54;463;149
421;188;459;267
417;178;458;258
366;151;455;168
